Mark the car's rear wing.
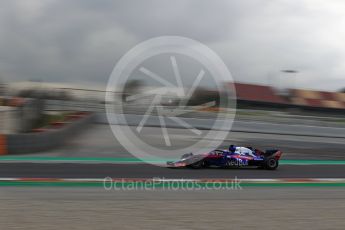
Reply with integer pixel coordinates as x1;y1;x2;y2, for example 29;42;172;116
264;149;282;159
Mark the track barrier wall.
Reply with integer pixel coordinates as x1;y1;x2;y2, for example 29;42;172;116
2;113;95;154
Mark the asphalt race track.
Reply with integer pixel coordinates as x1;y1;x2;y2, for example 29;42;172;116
1;125;344;180
0;163;344;179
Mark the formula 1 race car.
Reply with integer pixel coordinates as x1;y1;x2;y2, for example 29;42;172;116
167;145;283;170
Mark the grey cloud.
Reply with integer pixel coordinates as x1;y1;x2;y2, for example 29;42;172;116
0;0;344;91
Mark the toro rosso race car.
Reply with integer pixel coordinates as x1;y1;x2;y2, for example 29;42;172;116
167;145;282;170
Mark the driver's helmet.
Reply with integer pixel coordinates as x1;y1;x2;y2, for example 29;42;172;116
229;145;236;153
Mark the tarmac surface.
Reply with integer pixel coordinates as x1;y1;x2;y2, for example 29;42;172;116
1;124;344;179
1;187;344;230
0;163;344;179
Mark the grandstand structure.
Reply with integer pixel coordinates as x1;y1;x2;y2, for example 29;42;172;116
234;83;288;104
290;89;345;109
233;82;345;113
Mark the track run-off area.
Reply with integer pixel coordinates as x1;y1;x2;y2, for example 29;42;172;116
0;125;344;187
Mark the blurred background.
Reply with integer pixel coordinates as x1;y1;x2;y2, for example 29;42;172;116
0;0;344;157
0;0;344;134
1;1;345;229
1;74;344;135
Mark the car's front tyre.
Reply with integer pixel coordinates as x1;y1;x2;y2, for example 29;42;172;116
189;160;204;169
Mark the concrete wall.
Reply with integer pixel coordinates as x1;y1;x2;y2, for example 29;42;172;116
1;113;95;155
0;98;45;134
0;107;20;134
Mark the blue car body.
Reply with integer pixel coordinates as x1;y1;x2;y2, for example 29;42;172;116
167;147;282;170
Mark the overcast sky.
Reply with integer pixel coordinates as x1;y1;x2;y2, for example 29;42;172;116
0;0;344;91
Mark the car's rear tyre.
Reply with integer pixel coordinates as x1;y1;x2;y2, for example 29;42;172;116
264;157;279;170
